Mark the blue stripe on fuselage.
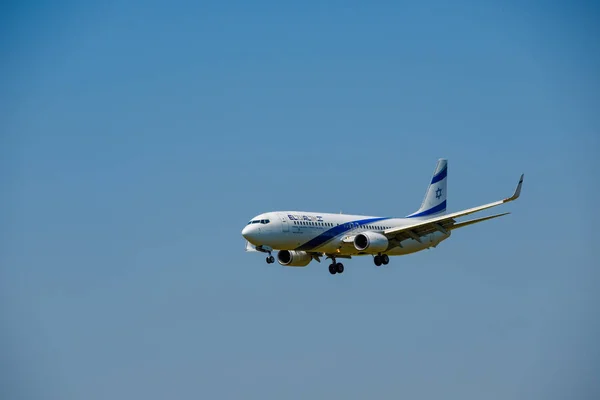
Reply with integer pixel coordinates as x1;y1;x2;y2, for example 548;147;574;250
295;217;390;251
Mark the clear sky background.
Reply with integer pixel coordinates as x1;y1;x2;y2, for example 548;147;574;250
1;1;599;399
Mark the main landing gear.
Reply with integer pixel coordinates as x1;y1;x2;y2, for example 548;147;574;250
265;252;275;264
328;258;344;275
374;254;389;267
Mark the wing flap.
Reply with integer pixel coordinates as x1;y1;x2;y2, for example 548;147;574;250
387;218;456;242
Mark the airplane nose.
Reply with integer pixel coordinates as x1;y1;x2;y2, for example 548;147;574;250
242;225;259;242
241;225;251;238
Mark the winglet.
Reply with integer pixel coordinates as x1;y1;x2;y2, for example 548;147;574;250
504;174;524;202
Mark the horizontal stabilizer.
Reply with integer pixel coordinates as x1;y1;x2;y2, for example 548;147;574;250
449;212;510;230
245;241;258;252
247;243;273;253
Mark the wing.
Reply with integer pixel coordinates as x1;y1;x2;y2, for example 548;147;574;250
383;174;524;243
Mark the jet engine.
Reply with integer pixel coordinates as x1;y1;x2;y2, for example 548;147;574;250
277;250;312;267
354;232;389;253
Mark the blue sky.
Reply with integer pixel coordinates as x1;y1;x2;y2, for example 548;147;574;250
1;1;599;399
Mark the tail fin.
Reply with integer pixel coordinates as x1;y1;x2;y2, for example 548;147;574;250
406;159;447;218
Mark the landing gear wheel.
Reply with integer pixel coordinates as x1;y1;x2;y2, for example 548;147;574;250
381;254;389;265
374;255;382;266
336;263;344;273
269;255;275;264
328;264;337;275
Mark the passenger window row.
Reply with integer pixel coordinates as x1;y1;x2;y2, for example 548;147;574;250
292;221;391;230
293;221;333;227
365;225;390;230
247;220;391;229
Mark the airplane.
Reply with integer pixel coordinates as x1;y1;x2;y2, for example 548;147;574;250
241;159;524;275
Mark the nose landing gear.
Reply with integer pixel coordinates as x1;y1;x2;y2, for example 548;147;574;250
255;245;275;264
264;250;275;264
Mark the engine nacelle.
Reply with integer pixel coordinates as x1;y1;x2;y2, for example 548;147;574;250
277;250;311;267
354;231;389;253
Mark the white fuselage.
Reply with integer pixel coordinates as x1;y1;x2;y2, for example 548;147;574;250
242;211;451;256
241;159;523;274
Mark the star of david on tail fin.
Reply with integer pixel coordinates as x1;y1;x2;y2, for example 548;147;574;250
406;158;448;218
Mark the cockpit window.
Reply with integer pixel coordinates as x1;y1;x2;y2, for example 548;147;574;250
248;219;270;225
